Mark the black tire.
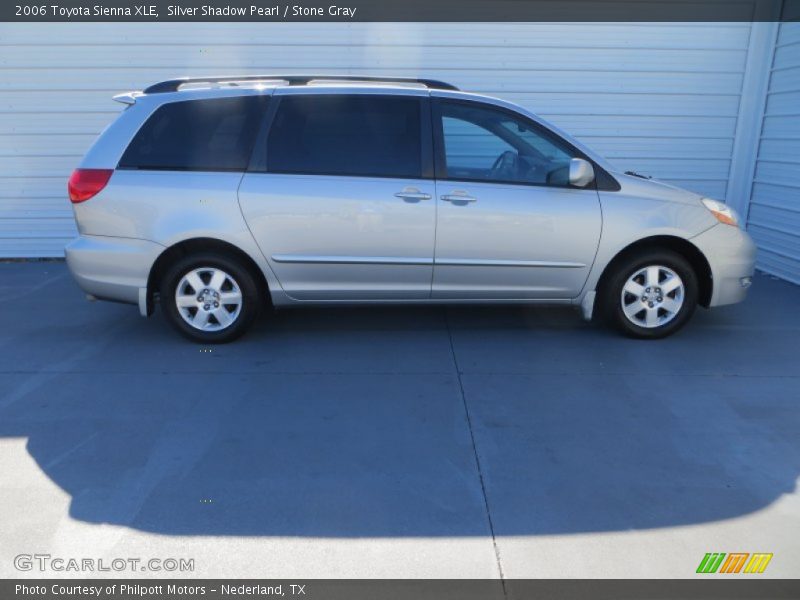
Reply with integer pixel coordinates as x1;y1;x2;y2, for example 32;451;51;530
160;251;262;343
600;249;698;339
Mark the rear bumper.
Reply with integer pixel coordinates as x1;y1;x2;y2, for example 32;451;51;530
65;235;163;307
691;224;757;307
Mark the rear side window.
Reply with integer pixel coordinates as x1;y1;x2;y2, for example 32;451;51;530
266;95;422;178
119;96;267;171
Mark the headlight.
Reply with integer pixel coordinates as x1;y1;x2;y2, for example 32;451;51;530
701;198;740;227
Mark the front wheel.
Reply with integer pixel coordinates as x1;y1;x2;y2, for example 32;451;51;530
601;250;698;339
160;252;262;343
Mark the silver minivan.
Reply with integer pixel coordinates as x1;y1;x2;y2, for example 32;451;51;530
65;75;757;342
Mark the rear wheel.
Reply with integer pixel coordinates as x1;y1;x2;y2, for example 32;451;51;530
161;252;262;343
601;249;698;339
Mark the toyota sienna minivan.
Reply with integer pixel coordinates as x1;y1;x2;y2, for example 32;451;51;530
65;75;757;343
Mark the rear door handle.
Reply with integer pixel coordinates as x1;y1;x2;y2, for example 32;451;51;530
441;192;477;204
394;188;432;202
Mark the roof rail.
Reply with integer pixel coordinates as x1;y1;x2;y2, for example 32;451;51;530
143;75;460;94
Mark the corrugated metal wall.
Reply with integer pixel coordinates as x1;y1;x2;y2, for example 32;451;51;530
0;21;761;258
747;21;800;284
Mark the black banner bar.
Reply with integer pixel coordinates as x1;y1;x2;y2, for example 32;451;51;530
4;580;800;600
2;0;793;22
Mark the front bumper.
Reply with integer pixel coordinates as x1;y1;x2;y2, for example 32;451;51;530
65;235;164;307
691;224;757;307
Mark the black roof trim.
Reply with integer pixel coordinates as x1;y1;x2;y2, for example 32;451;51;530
143;75;459;94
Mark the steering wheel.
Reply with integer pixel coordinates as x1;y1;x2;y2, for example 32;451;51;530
490;151;519;179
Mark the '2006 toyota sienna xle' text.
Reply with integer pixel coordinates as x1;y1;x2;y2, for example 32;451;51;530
65;75;757;343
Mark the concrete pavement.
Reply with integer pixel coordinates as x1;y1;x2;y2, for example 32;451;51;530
0;261;798;579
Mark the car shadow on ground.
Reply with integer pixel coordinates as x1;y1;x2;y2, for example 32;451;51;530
0;264;798;537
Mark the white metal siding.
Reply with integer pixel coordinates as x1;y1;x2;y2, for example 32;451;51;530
748;21;800;283
0;22;755;257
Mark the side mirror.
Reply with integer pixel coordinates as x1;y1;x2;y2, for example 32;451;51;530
569;158;595;188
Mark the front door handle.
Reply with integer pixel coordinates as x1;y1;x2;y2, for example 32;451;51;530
441;192;477;204
394;188;432;202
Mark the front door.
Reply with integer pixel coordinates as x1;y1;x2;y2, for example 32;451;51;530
431;97;602;299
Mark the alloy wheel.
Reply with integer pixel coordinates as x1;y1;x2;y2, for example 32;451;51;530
620;265;685;329
175;267;243;332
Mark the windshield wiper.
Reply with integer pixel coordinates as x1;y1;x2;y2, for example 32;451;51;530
625;170;652;179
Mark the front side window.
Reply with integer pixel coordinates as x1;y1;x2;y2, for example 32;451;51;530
119;96;267;171
267;95;422;178
438;101;574;186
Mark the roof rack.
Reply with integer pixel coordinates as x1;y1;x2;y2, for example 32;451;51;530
143;75;460;94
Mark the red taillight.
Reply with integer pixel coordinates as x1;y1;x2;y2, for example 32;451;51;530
68;168;113;203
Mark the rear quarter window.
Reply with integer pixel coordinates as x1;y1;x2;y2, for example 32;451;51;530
118;96;267;171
